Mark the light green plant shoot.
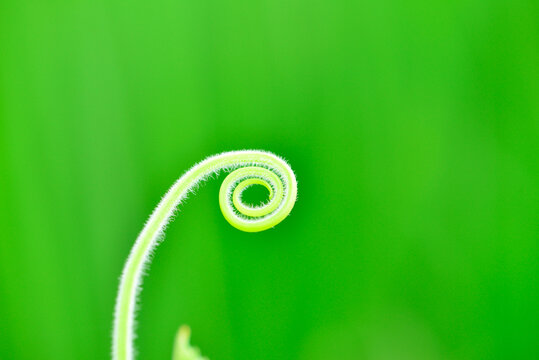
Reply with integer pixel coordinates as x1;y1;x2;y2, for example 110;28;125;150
173;326;207;360
112;150;298;360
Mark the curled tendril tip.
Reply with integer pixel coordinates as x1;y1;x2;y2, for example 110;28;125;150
113;150;298;360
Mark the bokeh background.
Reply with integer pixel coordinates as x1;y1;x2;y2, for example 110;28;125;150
0;0;538;359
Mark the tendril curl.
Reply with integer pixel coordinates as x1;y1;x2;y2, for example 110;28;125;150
113;150;298;360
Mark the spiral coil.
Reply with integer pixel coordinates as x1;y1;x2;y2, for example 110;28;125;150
113;150;297;360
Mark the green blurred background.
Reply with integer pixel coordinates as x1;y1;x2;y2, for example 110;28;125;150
0;0;538;359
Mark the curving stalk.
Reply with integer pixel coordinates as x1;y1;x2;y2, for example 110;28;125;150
112;150;298;360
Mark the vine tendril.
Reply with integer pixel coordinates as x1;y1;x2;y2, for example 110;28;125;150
112;150;298;360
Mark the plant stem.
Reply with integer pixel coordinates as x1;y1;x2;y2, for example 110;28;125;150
112;150;297;360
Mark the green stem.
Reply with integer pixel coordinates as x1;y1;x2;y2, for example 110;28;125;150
112;150;297;360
